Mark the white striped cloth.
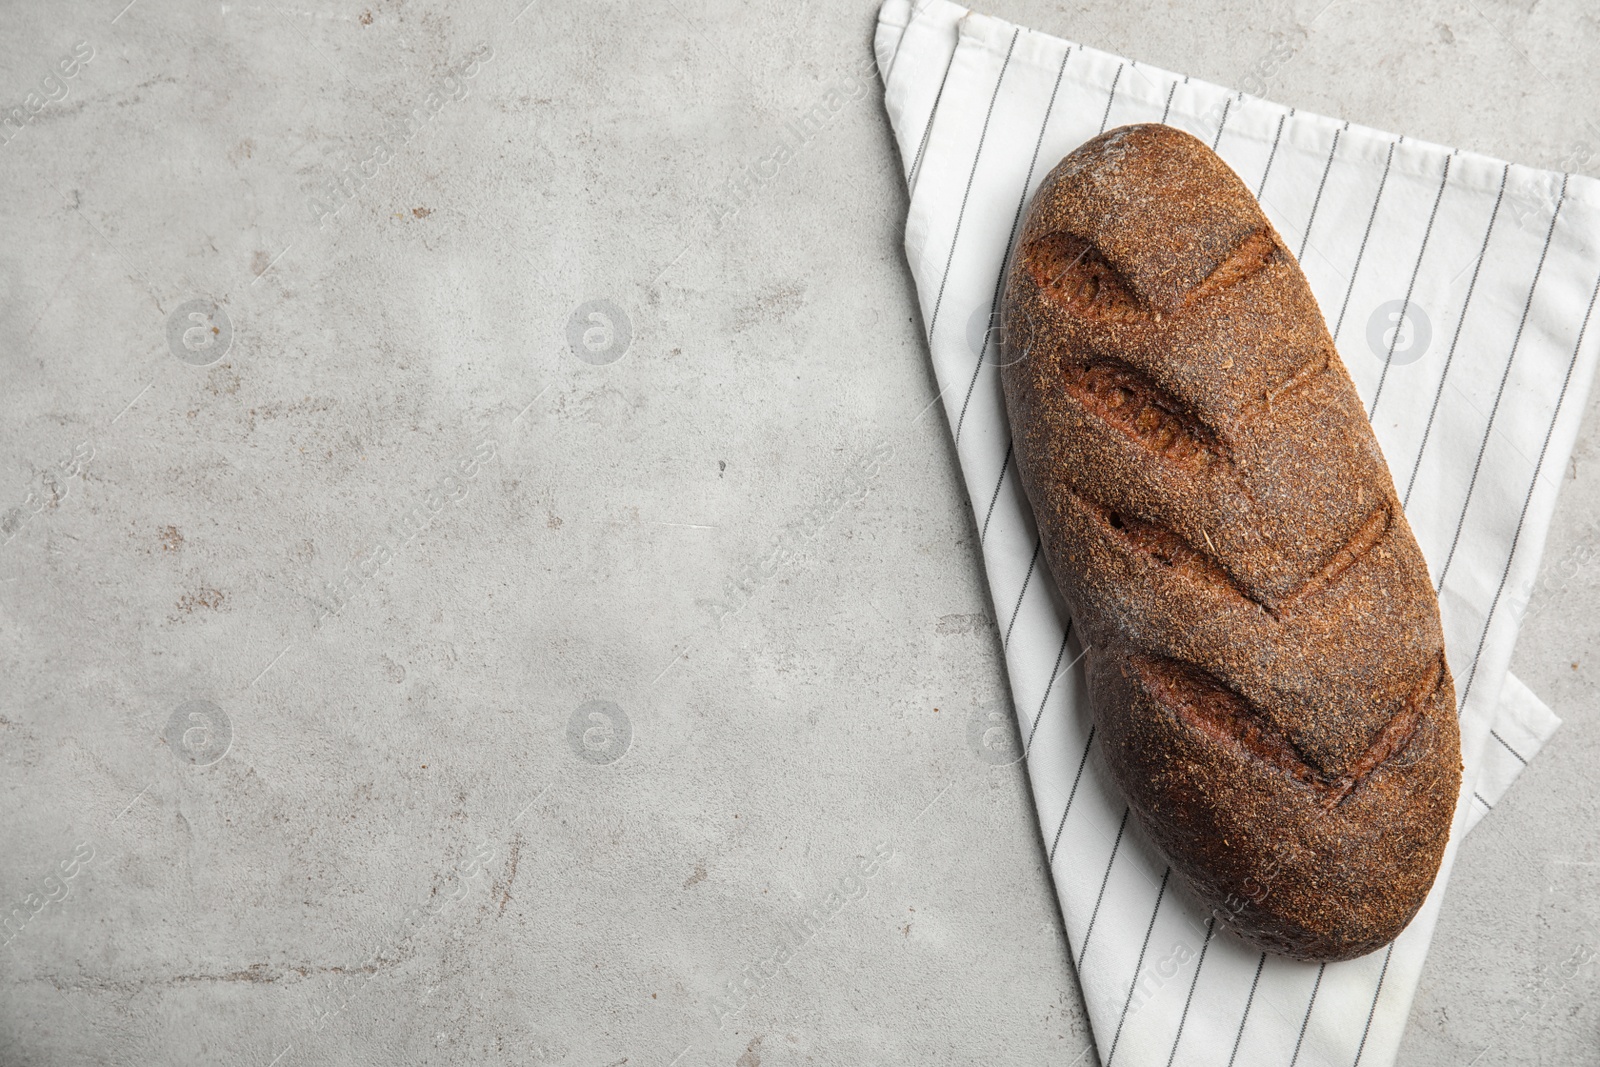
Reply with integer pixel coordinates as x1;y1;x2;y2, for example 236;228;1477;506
874;2;1596;1064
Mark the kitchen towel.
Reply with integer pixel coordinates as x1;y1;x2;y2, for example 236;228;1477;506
874;2;1593;1064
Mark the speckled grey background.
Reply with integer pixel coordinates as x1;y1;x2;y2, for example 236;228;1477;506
0;1;1594;1064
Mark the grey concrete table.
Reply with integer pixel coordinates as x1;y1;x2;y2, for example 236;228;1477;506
0;0;1594;1063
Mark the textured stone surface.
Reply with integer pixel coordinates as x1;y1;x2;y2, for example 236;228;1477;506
0;0;1593;1064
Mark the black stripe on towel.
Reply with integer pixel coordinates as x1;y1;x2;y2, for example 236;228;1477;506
1164;916;1219;1067
1403;164;1510;509
1352;945;1395;1067
955;45;1074;441
1025;621;1072;754
1225;953;1268;1067
1256;109;1292;198
1490;728;1529;766
1211;94;1234;151
1077;806;1131;970
1002;536;1042;650
979;441;1014;541
1287;962;1327;1067
1105;867;1172;1067
1369;153;1452;418
1298;123;1347;262
1098;63;1125;135
1331;138;1399;343
925;30;1020;361
907;40;959;195
1048;725;1097;864
1436;175;1568;593
1458;258;1600;707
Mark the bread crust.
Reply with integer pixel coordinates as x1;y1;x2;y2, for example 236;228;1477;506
999;124;1462;962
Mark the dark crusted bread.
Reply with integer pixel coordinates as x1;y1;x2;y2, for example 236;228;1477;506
999;123;1462;962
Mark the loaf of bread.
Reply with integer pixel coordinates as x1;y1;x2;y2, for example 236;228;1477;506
999;124;1462;962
